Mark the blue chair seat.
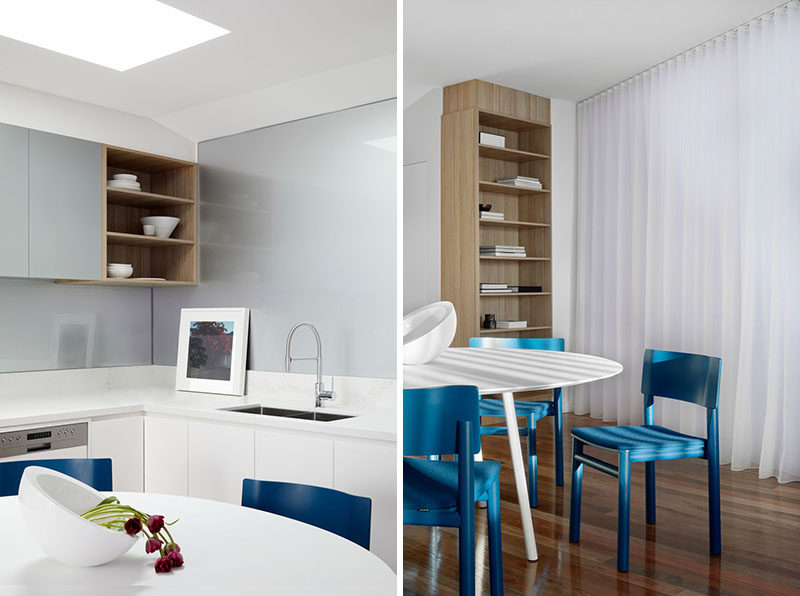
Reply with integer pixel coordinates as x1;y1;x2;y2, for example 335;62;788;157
571;424;706;452
404;458;502;511
479;398;550;420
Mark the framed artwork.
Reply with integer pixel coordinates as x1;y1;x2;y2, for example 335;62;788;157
175;308;250;396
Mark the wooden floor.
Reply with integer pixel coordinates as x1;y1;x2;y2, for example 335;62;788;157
403;412;800;595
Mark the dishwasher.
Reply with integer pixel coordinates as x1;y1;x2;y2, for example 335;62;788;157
0;423;88;462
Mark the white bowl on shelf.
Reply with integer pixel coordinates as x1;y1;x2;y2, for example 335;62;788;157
18;466;138;567
107;263;133;278
403;301;457;364
112;174;137;182
140;216;180;238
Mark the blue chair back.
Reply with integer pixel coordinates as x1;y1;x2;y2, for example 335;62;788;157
242;479;372;550
0;458;112;497
642;349;721;410
404;385;481;457
469;337;565;351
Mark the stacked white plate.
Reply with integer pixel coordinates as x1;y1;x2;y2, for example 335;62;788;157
108;173;141;191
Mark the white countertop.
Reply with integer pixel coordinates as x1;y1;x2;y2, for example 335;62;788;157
0;367;396;443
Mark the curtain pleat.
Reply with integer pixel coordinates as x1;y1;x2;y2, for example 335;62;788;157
574;1;800;482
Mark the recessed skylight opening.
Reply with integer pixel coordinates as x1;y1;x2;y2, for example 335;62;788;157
0;0;229;71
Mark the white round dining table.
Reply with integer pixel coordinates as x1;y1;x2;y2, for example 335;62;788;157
404;347;623;562
0;491;396;595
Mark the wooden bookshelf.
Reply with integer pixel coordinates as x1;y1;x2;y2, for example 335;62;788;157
60;145;198;286
442;80;553;345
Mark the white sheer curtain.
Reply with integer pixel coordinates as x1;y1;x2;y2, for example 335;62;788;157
574;1;800;483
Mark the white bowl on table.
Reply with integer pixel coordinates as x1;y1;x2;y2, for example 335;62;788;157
140;216;180;238
403;301;457;364
18;466;138;567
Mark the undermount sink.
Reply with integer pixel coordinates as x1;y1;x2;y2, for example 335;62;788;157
221;405;354;422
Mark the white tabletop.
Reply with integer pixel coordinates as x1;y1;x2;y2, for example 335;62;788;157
0;492;396;595
403;347;623;394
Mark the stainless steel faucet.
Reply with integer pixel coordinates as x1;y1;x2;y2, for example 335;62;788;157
285;322;336;408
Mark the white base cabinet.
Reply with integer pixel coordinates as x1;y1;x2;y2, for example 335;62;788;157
144;416;188;496
187;421;254;505
334;440;397;571
254;431;334;488
89;415;144;492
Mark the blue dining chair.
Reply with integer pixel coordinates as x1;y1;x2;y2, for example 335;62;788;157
569;348;721;572
241;479;372;550
468;337;565;507
404;385;503;596
0;458;113;497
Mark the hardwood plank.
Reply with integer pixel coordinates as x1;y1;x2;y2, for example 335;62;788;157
403;412;800;595
106;231;193;247
479;144;550;162
106;187;194;207
480;219;550;230
480;181;551;196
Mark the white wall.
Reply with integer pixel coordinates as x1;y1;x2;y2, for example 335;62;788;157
0;81;195;160
402;90;579;361
403;87;442;313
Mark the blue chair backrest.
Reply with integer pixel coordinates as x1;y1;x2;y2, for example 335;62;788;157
242;479;372;550
469;337;565;351
404;385;481;457
0;458;113;497
641;349;721;410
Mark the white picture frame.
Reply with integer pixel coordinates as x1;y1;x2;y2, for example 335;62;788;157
175;308;250;396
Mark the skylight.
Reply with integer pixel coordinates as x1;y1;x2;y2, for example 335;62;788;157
0;0;229;71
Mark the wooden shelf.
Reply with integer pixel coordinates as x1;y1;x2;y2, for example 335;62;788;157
480;256;550;261
106;231;194;248
479;110;550;132
479;219;550;229
58;279;196;287
479;144;549;162
480;326;552;334
106;187;194;207
480;292;551;297
106;145;196;173
479;181;550;195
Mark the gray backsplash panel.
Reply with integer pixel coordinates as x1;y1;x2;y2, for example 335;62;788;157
153;100;397;379
0;279;151;372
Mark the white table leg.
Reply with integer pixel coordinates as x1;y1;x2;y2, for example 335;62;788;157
502;391;538;561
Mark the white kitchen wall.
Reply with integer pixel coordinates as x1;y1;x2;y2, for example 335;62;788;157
0;81;195;160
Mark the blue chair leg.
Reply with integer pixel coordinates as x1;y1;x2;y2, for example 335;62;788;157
527;414;538;507
487;480;504;596
458;502;475;595
617;450;631;572
553;388;564;486
569;438;583;542
645;460;656;524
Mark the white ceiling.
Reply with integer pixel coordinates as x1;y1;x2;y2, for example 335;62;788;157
0;0;395;119
404;0;783;105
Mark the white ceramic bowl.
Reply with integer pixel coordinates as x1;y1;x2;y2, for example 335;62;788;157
18;466;138;567
403;301;457;364
112;174;137;181
107;264;133;279
140;216;180;238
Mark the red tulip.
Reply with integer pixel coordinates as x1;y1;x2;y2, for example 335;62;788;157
147;515;165;534
124;517;142;535
155;557;173;573
164;542;181;554
145;537;163;554
167;551;184;568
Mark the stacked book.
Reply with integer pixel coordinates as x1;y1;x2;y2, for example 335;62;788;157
480;244;526;257
496;320;528;329
480;211;504;221
507;285;543;293
480;283;512;294
496;175;543;190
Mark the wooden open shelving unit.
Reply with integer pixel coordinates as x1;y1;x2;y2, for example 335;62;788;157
60;145;197;286
441;80;553;345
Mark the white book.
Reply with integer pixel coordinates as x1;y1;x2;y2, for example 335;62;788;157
480;283;508;289
479;131;506;147
497;175;540;182
481;289;513;294
480;245;525;251
480;212;505;219
496;320;528;329
496;180;543;189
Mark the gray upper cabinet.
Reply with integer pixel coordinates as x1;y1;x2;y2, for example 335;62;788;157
28;130;101;280
0;123;29;278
